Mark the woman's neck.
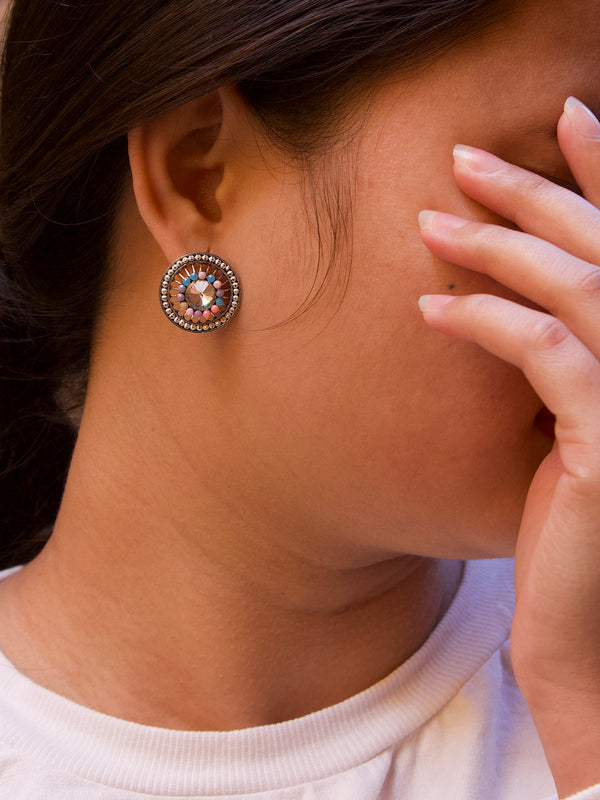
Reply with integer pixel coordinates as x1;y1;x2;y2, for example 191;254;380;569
0;378;463;731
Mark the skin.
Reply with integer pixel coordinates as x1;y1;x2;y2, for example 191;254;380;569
418;111;600;793
0;0;598;794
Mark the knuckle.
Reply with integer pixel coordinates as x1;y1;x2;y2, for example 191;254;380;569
518;172;558;204
572;265;600;305
467;293;495;316
520;172;548;195
563;463;600;493
463;221;503;253
529;316;571;353
510;175;563;229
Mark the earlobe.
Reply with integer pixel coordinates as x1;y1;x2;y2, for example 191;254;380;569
127;89;229;261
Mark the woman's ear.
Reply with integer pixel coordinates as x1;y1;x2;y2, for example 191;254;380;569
127;85;249;262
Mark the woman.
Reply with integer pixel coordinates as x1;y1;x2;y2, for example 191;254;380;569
0;0;598;796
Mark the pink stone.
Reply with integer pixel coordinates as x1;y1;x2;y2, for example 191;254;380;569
213;280;222;289
203;310;212;319
216;290;224;298
198;271;206;280
184;308;193;319
211;305;220;314
192;310;202;321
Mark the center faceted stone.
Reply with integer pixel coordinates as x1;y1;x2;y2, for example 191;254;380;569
185;279;216;310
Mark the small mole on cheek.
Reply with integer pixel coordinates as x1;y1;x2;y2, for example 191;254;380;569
447;283;455;290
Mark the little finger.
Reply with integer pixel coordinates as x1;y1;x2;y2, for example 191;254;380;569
418;293;600;479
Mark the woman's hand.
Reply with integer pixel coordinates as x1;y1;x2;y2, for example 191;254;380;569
417;96;600;799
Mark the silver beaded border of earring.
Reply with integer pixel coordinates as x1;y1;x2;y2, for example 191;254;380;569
159;253;241;332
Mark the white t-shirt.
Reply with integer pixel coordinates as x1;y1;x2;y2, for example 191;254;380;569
0;558;598;800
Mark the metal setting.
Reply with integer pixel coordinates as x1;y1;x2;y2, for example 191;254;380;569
159;253;241;332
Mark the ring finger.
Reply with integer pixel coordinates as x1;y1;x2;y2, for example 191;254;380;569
418;211;600;360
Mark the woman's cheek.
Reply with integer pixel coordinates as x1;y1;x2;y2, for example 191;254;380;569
303;299;547;557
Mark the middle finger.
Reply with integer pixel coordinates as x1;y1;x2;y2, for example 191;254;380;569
418;210;600;360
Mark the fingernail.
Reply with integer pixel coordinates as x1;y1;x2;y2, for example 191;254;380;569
453;144;503;172
564;97;600;138
418;210;469;232
418;294;455;313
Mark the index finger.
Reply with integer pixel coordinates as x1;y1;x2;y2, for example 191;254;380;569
450;149;600;267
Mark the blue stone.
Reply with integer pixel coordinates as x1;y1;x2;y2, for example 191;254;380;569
215;297;224;306
207;274;216;283
190;272;198;281
182;277;191;286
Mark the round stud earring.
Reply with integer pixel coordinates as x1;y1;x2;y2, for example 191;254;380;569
159;253;241;332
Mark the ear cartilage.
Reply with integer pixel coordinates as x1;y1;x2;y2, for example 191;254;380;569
159;253;240;332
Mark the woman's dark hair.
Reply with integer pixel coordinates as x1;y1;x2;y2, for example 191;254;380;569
0;0;518;568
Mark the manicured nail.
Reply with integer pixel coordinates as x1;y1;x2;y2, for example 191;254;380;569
453;144;503;172
418;210;469;232
564;96;600;138
418;294;455;313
